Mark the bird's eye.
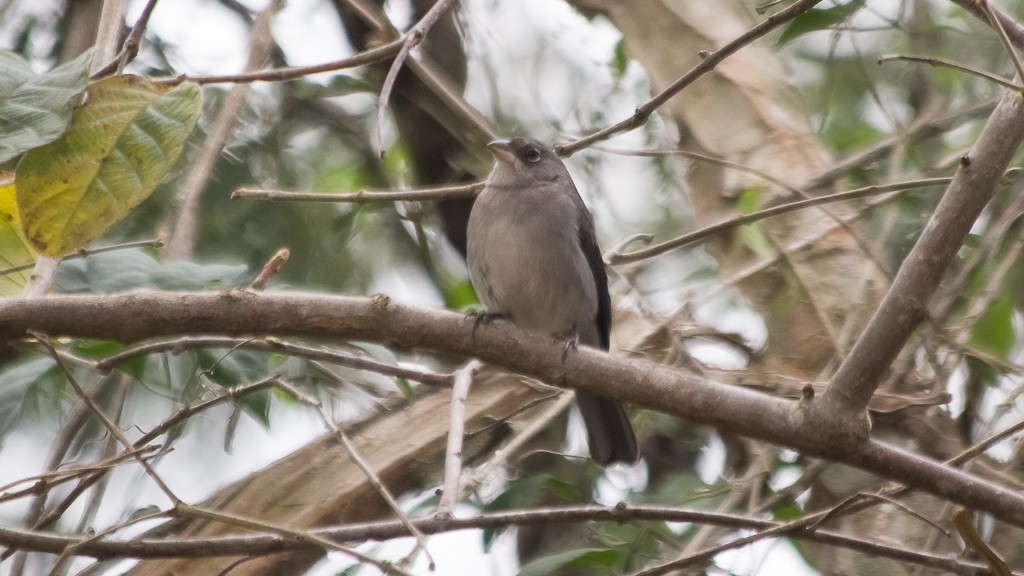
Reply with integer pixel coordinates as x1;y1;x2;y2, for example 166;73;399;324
524;148;542;163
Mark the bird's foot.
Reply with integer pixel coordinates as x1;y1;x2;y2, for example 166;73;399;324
557;330;580;362
467;311;510;337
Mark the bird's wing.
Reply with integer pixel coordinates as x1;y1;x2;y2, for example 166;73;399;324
578;215;612;351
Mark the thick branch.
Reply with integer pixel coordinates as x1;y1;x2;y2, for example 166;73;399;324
816;89;1024;424
1;292;1024;526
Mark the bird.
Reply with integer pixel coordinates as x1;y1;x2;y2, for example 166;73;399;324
466;136;639;466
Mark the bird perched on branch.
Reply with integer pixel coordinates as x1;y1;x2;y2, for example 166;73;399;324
467;137;638;466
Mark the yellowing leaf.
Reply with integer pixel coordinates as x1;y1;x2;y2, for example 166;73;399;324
15;75;201;257
0;172;34;295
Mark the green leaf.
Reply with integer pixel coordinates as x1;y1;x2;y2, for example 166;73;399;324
127;504;162;521
56;248;247;293
199;349;273;427
71;339;125;359
444;277;479;310
772;501;805;521
519;548;622;576
543;475;584;501
15;75;202;256
0;48;92;163
146;260;249;290
239;391;272;428
334;565;362;576
736;185;763;214
293;75;375;99
969;294;1015;358
610;39;629;77
0;356;60;438
739;222;773;258
0;172;34;294
777;1;866;45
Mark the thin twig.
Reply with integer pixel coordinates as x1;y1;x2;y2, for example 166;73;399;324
232;182;482;204
179;502;413;576
608;177;950;264
250;248;290;291
978;0;1024;88
32;333;181;503
0;446;160;505
597;146;805;197
339;0;495;141
461;393;573;499
0;504;1011;575
29;376;282;532
90;0;161;78
31;364;406;575
95;336;452;386
800;98;996;191
166;2;277;259
46;507;172;576
954;507;1012;576
152;37;405;85
436;360;478;518
947;418;1024;466
878;54;1023;90
0;238;163;278
556;0;824;155
638;412;1024;575
274;379;434;570
374;0;456;156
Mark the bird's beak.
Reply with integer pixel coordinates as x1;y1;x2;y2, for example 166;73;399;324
487;140;515;165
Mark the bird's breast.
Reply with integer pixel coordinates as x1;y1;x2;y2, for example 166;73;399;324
467;191;599;344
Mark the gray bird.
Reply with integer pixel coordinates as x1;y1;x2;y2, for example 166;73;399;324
467;137;639;465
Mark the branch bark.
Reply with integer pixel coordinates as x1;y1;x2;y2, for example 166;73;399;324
2;291;1024;526
0;504;1013;575
816;89;1024;427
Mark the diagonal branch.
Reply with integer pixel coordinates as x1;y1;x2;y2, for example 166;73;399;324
814;88;1024;429
555;0;824;156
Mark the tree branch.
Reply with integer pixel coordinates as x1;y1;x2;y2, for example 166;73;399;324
555;0;824;156
3;291;1024;526
0;504;1013;575
815;89;1024;427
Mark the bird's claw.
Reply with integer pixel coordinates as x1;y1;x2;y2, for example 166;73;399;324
560;331;580;362
468;311;509;337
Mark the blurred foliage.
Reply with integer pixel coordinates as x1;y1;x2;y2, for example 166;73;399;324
2;0;1024;574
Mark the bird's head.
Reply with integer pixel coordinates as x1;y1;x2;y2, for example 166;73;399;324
485;137;570;188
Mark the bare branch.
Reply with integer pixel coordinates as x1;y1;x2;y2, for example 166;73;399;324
4;292;1024;526
0;238;162;278
815;88;1024;428
0;504;1012;575
165;3;276;260
878;54;1023;90
94;336;452;386
90;0;161;78
436;360;478;518
231;182;482;204
608;177;950;265
954;507;1012;576
250;248;290;291
151;38;405;85
272;380;431;571
555;0;825;156
375;0;457;156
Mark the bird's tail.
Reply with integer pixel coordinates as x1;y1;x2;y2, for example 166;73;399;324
575;391;638;466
